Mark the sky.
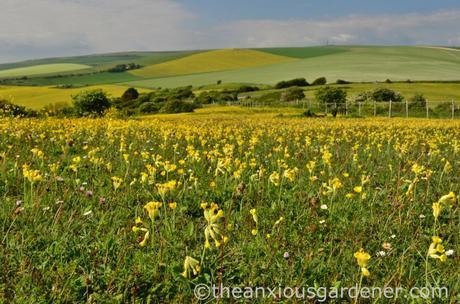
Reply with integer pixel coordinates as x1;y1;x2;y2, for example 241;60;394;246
1;0;460;63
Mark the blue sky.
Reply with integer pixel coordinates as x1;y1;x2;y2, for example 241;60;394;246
1;0;460;63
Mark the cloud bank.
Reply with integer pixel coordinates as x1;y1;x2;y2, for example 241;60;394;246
0;1;459;63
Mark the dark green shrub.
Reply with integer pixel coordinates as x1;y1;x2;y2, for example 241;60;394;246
121;88;139;101
160;99;196;114
139;102;161;114
281;87;305;102
372;88;404;102
275;78;309;89
312;77;327;86
72;89;111;116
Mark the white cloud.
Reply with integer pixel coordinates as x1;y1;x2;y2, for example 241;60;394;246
1;4;460;63
213;10;460;48
0;0;196;62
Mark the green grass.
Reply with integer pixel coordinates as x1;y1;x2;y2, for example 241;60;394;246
125;46;460;88
0;64;92;78
4;72;142;87
243;82;460;102
258;46;349;58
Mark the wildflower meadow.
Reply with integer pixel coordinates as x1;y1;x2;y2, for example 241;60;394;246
0;113;458;302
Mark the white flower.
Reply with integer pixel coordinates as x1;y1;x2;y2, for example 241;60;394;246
376;251;386;257
319;220;326;224
390;234;396;239
83;210;93;216
320;204;328;210
445;250;454;256
419;214;425;219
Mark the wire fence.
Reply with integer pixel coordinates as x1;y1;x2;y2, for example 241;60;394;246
238;99;460;119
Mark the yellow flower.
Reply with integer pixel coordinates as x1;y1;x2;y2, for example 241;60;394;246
346;193;355;199
250;208;257;223
181;256;200;279
428;236;448;262
169;202;177;210
354;248;371;268
269;171;280;186
144;201;162;219
111;176;123;190
361;267;370;277
251;229;258;236
353;186;362;194
439;192;456;208
432;202;441;219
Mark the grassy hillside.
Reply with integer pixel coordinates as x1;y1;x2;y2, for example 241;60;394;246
259;46;349;58
126;46;460;88
0;64;92;78
0;85;150;109
130;49;293;78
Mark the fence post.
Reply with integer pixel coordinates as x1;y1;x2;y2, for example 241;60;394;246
373;100;376;117
389;100;392;118
426;100;429;119
405;99;408;118
345;101;348;116
358;102;362;116
452;99;455;120
325;103;328;115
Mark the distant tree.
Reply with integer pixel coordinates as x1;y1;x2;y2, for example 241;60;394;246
160;99;196;114
282;87;305;102
217;80;222;85
275;78;309;89
121;88;139;101
372;88;404;102
336;79;351;84
315;87;347;117
385;79;393;83
312;77;327;86
72;89;111;116
236;85;259;93
410;93;427;107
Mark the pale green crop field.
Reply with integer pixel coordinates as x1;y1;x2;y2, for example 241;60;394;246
0;64;92;78
125;46;460;88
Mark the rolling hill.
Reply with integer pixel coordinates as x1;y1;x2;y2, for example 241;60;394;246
0;64;92;78
125;46;460;88
129;49;294;78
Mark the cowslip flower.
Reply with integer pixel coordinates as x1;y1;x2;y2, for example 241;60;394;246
144;201;162;219
202;202;226;249
438;192;456;208
354;248;371;277
428;236;447;262
181;256;200;279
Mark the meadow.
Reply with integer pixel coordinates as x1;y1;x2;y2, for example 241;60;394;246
0;108;458;302
0;85;150;110
0;64;92;78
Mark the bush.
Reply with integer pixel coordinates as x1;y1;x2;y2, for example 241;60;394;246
72;89;111;116
160;99;196;114
139;102;161;114
409;93;427;108
121;88;139;101
336;79;351;84
315;87;347;104
312;77;327;86
0;99;35;117
281;87;305;102
372;88;404;102
275;78;309;89
41;102;75;117
236;85;259;93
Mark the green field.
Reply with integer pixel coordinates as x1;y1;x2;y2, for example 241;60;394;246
0;85;150;109
130;49;293;78
0;64;92;78
125;46;460;88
